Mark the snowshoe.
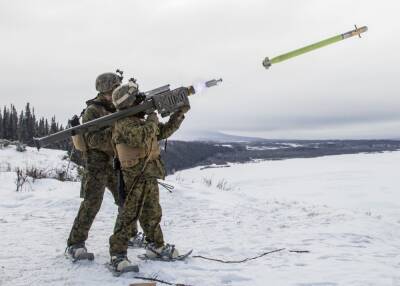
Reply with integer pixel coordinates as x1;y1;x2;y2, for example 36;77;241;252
139;243;192;261
107;255;139;277
128;232;148;249
65;243;94;262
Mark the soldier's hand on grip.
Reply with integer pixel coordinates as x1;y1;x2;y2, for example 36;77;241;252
146;112;159;125
105;127;112;136
172;105;190;120
179;105;190;114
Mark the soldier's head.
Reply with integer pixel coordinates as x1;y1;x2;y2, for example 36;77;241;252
112;80;140;110
95;72;122;100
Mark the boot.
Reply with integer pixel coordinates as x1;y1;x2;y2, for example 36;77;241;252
128;232;148;249
66;243;94;261
145;243;180;260
110;254;139;273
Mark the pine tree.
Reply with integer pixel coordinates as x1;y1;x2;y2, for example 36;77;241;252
50;116;58;134
11;105;18;141
37;117;45;138
7;105;13;140
17;111;24;142
45;119;49;136
8;107;12;139
24;103;35;145
32;107;37;138
3;106;9;139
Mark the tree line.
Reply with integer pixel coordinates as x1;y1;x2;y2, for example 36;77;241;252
0;103;236;174
0;103;70;150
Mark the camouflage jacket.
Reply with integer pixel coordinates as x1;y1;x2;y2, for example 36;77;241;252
113;111;185;180
83;95;116;170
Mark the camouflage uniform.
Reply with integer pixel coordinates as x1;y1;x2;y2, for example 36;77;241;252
109;111;185;256
67;95;138;247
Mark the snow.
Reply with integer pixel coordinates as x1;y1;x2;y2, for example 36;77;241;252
0;146;79;180
245;142;305;150
215;144;234;148
281;143;304;148
246;145;282;150
1;146;400;286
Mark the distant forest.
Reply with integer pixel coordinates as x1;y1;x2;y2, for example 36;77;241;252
3;104;396;175
0;104;69;150
0;103;231;173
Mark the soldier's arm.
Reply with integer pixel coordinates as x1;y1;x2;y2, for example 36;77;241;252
82;107;112;150
120;118;158;149
157;110;185;140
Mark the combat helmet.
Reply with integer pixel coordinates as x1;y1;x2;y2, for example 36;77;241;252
112;80;140;110
95;72;122;93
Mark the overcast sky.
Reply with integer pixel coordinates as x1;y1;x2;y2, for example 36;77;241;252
1;0;399;139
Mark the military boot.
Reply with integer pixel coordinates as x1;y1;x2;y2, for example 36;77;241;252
128;232;148;249
145;243;180;260
110;254;139;273
66;243;94;262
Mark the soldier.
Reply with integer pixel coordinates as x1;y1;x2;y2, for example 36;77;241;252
66;72;140;261
108;81;189;272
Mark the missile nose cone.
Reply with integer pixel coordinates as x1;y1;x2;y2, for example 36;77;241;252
356;26;368;36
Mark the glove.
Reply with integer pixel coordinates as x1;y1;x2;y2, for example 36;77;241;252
146;112;159;125
179;105;190;114
172;105;190;119
104;127;112;138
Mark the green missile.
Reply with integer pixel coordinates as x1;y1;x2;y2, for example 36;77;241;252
263;25;368;69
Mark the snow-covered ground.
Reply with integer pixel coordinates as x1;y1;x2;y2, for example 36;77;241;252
0;146;399;286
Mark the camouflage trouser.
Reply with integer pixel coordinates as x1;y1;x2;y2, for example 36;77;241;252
67;165;138;247
109;177;164;256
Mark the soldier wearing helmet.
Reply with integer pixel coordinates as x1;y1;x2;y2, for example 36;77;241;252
108;80;189;272
66;72;140;261
95;72;122;94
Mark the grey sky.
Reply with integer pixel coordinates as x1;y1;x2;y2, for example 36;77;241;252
0;0;399;139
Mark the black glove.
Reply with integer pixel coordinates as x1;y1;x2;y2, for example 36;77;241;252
179;105;190;114
146;112;159;124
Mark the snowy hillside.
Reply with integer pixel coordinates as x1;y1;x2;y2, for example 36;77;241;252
0;146;399;286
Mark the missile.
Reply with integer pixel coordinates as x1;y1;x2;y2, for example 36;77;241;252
263;25;368;69
191;78;223;95
205;78;223;87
